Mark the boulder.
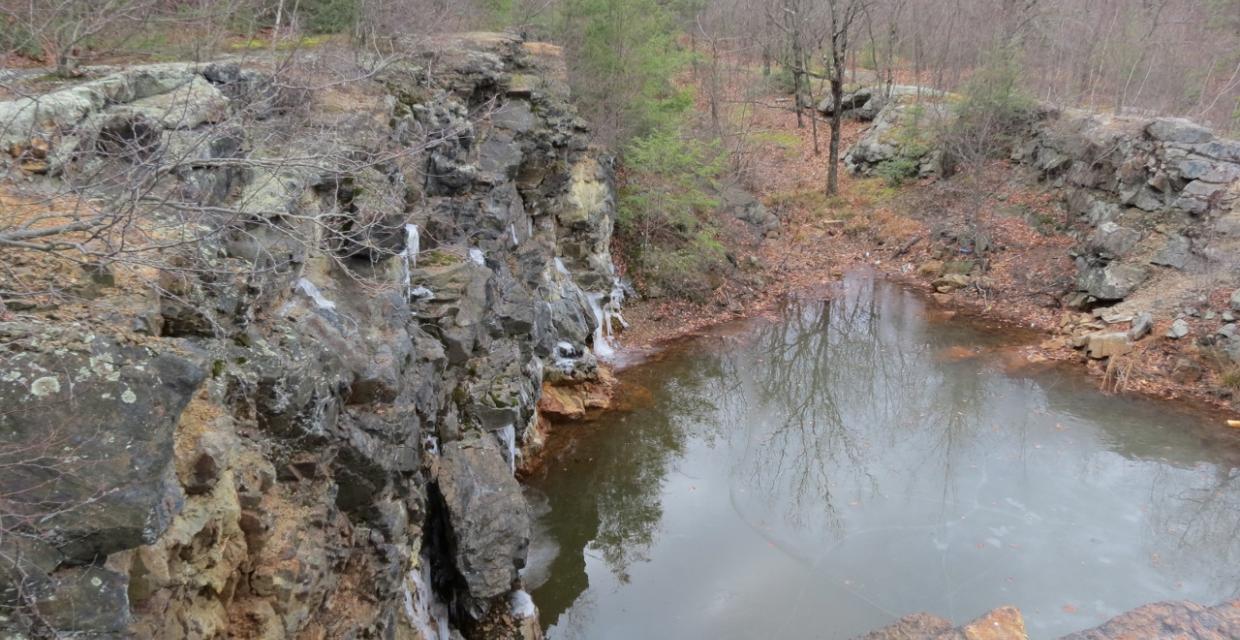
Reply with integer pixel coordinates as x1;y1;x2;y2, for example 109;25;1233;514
1128;312;1153;340
856;606;1027;640
1086;332;1133;359
0;325;205;561
436;435;531;601
1061;598;1240;640
1077;263;1149;301
33;565;131;636
1231;289;1240;312
126;75;229;129
1086;222;1141;258
1150;235;1192;269
1146;118;1214;145
1166;318;1191;339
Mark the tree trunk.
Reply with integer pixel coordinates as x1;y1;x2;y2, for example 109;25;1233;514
827;74;843;194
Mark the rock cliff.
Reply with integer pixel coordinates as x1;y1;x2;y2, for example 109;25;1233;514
843;88;1240;368
0;33;617;639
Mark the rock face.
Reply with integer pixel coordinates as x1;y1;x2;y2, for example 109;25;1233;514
847;93;1240;310
1013;111;1240;306
0;32;616;639
843;86;950;179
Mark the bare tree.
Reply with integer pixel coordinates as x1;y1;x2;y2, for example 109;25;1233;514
824;0;865;195
0;0;158;76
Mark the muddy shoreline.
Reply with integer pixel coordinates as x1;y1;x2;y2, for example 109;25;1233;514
615;264;1240;426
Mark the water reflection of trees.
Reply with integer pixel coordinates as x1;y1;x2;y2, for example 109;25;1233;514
531;351;726;626
719;276;994;534
1146;463;1240;596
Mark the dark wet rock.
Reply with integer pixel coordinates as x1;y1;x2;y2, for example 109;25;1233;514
436;434;530;601
33;565;132;636
0;325;205;561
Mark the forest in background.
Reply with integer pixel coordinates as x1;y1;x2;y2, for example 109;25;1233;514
3;0;1240;300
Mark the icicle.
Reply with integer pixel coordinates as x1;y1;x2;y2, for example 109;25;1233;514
399;224;420;298
498;424;517;474
527;217;533;239
510;589;536;619
404;555;451;640
295;278;336;311
509;223;519;247
469;248;486;266
586;292;615;359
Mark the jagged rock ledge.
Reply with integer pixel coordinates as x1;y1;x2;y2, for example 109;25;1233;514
0;32;620;639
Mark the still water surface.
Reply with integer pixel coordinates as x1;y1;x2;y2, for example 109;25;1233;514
525;273;1240;639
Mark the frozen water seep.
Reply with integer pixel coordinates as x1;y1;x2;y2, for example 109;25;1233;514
554;257;570;276
403;556;451;640
399;224;420;298
423;434;440;456
409;286;434;301
498;424;517;474
510;222;519;246
510;589;536;619
295;278;337;311
588;279;629;359
552;341;582;372
469;248;486;266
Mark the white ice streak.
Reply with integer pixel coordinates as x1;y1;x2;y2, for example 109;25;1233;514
510;589;536;619
469;248;486;266
296;277;337;311
498;424;517;474
399;224;420;298
404;556;450;640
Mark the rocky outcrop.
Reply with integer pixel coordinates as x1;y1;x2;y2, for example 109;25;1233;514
1011;112;1240;310
0;32;618;639
842;86;950;179
846;90;1240;365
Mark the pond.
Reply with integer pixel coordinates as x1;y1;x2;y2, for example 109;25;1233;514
523;272;1240;639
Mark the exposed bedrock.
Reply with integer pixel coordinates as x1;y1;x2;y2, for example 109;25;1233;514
0;32;616;639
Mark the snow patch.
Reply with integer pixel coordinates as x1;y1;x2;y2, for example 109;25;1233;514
469;248;486;266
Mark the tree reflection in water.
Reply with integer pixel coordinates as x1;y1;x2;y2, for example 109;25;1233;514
530;273;1240;639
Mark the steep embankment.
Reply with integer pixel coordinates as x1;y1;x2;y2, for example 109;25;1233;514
0;33;618;639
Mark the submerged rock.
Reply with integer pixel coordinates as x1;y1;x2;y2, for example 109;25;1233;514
856;605;1027;639
1062;598;1240;640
